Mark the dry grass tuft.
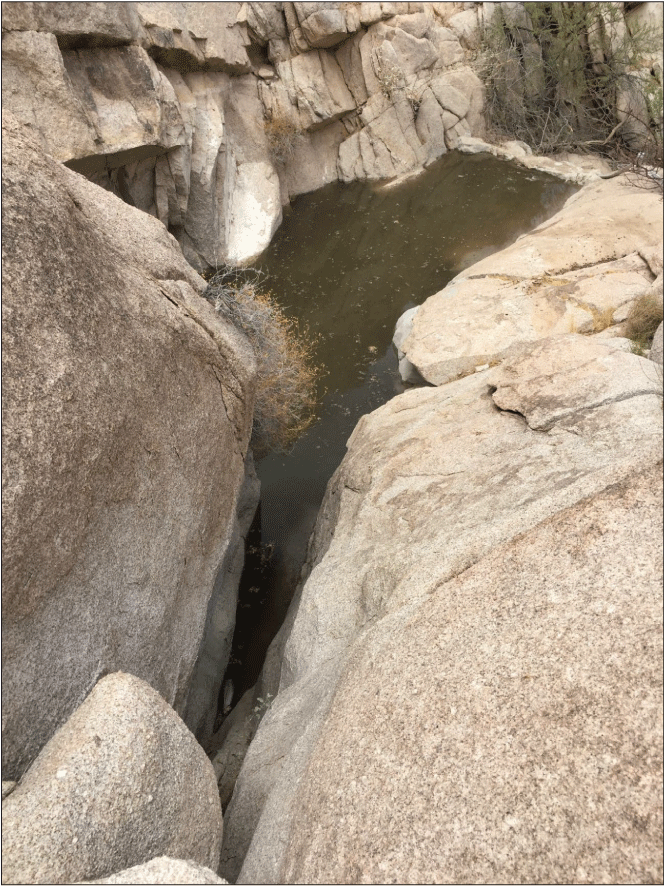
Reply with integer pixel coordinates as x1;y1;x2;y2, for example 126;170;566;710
624;292;663;354
205;266;321;456
264;114;302;166
590;304;618;333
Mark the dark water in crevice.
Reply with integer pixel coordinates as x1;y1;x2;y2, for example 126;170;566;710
220;151;577;708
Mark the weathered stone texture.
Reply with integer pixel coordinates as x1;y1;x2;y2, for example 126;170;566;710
282;462;663;884
2;674;224;885
402;177;663;385
1;2;142;46
1;1;487;266
652;321;664;364
1;29;99;160
81;856;228;884
223;332;663;883
1;112;255;779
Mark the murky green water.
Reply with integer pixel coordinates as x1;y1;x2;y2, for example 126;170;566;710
224;152;577;700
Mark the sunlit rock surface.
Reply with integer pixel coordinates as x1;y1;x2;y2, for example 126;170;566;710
281;461;663;885
222;332;663;883
402;176;663;386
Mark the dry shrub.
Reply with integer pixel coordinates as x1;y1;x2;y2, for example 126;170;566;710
264;114;302;166
613;140;664;194
477;2;663;165
205;267;320;456
624;292;663;354
376;49;406;100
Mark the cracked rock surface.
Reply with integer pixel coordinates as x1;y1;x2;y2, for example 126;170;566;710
222;329;663;883
1;2;487;269
221;130;663;884
1;112;256;780
401;176;663;386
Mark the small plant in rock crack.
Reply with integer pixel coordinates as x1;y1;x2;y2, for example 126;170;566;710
624;292;663;355
264;112;303;166
376;49;406;101
405;84;423;115
205;266;322;457
375;50;422;115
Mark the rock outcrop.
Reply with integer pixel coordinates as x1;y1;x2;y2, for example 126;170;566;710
1;112;255;779
3;5;663;883
221;153;664;882
1;673;223;885
223;330;663;883
2;2;487;268
3;2;660;268
79;857;227;884
400;174;663;385
281;461;663;885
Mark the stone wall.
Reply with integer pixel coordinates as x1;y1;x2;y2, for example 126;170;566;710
3;3;661;268
2;2;485;269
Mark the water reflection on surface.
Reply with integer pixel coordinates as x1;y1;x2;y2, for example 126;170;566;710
225;151;577;698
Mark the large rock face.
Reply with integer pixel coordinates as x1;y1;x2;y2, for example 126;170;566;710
1;113;255;779
401;175;664;385
1;673;223;885
218;149;664;880
3;2;659;267
1;2;488;268
281;462;663;884
222;329;663;883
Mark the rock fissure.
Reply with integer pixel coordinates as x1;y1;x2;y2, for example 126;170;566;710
400;469;468;479
527;388;664;431
2;4;663;885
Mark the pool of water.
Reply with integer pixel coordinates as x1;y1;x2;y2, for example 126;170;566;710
222;151;578;702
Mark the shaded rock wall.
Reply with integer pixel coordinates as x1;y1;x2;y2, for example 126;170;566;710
1;2;485;269
183;453;261;747
1;112;256;779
